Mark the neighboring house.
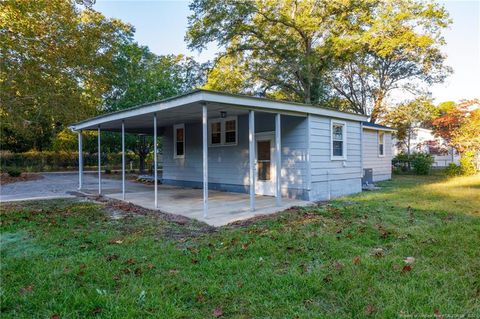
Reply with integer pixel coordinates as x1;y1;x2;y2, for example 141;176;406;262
392;127;460;167
71;89;394;219
362;122;395;183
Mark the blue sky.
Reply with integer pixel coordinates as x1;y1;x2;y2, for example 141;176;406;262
94;0;479;103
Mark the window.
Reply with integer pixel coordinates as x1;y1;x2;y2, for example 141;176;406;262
208;116;237;146
331;120;347;160
224;119;237;144
210;121;221;145
173;124;185;158
378;131;385;157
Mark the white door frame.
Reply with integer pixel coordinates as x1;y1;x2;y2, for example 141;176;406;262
255;131;276;196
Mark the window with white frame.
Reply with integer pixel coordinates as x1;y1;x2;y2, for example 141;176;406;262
173;124;185;158
331;120;346;160
378;131;385;157
208;116;237;146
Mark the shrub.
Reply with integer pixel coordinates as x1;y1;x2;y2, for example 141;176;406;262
445;163;461;177
460;151;477;176
411;153;434;175
7;168;22;177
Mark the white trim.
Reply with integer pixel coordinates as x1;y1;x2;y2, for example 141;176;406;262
70;90;367;131
378;131;386;157
207;116;238;147
249;110;255;211
173;123;185;159
330;119;347;161
202;106;208;218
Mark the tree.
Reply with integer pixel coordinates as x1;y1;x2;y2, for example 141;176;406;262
187;0;352;104
0;0;133;151
450;109;480;154
329;0;452;122
187;0;451;117
384;97;436;155
431;102;469;146
103;43;206;112
101;43;206;172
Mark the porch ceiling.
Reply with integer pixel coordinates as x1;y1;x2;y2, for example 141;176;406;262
89;103;252;134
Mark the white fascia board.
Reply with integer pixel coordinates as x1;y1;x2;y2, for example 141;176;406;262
200;91;368;122
70;92;203;131
362;126;397;133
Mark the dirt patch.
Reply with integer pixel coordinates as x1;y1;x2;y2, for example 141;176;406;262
0;173;43;185
71;192;216;239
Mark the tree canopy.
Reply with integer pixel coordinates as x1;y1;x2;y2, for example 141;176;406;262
187;0;451;121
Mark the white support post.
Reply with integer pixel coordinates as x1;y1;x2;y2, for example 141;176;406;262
78;131;83;190
121;121;126;200
98;126;102;195
275;113;282;206
153;113;158;208
249;110;255;211
202;104;208;218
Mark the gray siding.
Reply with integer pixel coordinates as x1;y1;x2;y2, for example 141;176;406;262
308;115;362;200
362;129;392;182
162;113;309;198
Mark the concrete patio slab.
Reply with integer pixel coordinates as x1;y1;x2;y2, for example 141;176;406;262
104;184;312;226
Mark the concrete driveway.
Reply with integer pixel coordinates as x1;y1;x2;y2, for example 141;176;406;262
0;172;138;202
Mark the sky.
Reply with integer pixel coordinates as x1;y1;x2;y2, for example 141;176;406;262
94;0;480;103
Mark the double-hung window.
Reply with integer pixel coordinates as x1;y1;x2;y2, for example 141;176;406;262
331;120;347;160
208;116;237;146
378;131;385;157
173;124;185;158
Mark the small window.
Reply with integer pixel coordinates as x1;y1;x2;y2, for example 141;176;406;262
331;120;347;160
173;124;185;158
210;121;221;145
378;132;385;157
208;116;237;146
224;119;237;144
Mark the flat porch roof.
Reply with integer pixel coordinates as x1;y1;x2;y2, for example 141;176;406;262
84;183;311;227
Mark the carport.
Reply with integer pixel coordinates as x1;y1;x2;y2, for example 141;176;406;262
70;90;312;225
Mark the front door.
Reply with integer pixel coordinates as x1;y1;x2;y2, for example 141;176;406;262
255;133;275;196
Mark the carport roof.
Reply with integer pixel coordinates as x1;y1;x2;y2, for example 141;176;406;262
69;89;368;133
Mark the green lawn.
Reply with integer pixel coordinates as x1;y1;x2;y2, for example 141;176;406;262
1;174;479;318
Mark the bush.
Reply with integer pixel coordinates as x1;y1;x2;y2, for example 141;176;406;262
392;153;434;175
445;163;461;177
7;168;22;177
411;153;434;175
460;151;477;176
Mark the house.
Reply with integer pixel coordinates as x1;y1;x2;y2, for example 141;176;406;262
70;89;393;225
392;127;460;167
362;122;395;183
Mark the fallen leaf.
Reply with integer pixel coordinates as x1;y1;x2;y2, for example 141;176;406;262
147;263;155;270
92;307;102;316
241;243;249;250
108;239;123;245
402;265;412;273
106;254;119;261
124;258;136;265
51;315;60;319
169;269;179;275
434;309;444;319
134;268;143;276
364;304;375;316
403;257;415;264
196;292;205;303
333;261;344;270
353;256;361;265
213;307;223;318
372;248;385;258
323;274;333;283
20;285;34;294
191;259;199;264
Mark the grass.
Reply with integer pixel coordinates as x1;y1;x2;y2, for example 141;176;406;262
1;174;479;318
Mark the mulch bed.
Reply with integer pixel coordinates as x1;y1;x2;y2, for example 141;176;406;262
0;173;43;185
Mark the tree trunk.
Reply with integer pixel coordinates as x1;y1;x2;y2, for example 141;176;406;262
369;92;385;123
